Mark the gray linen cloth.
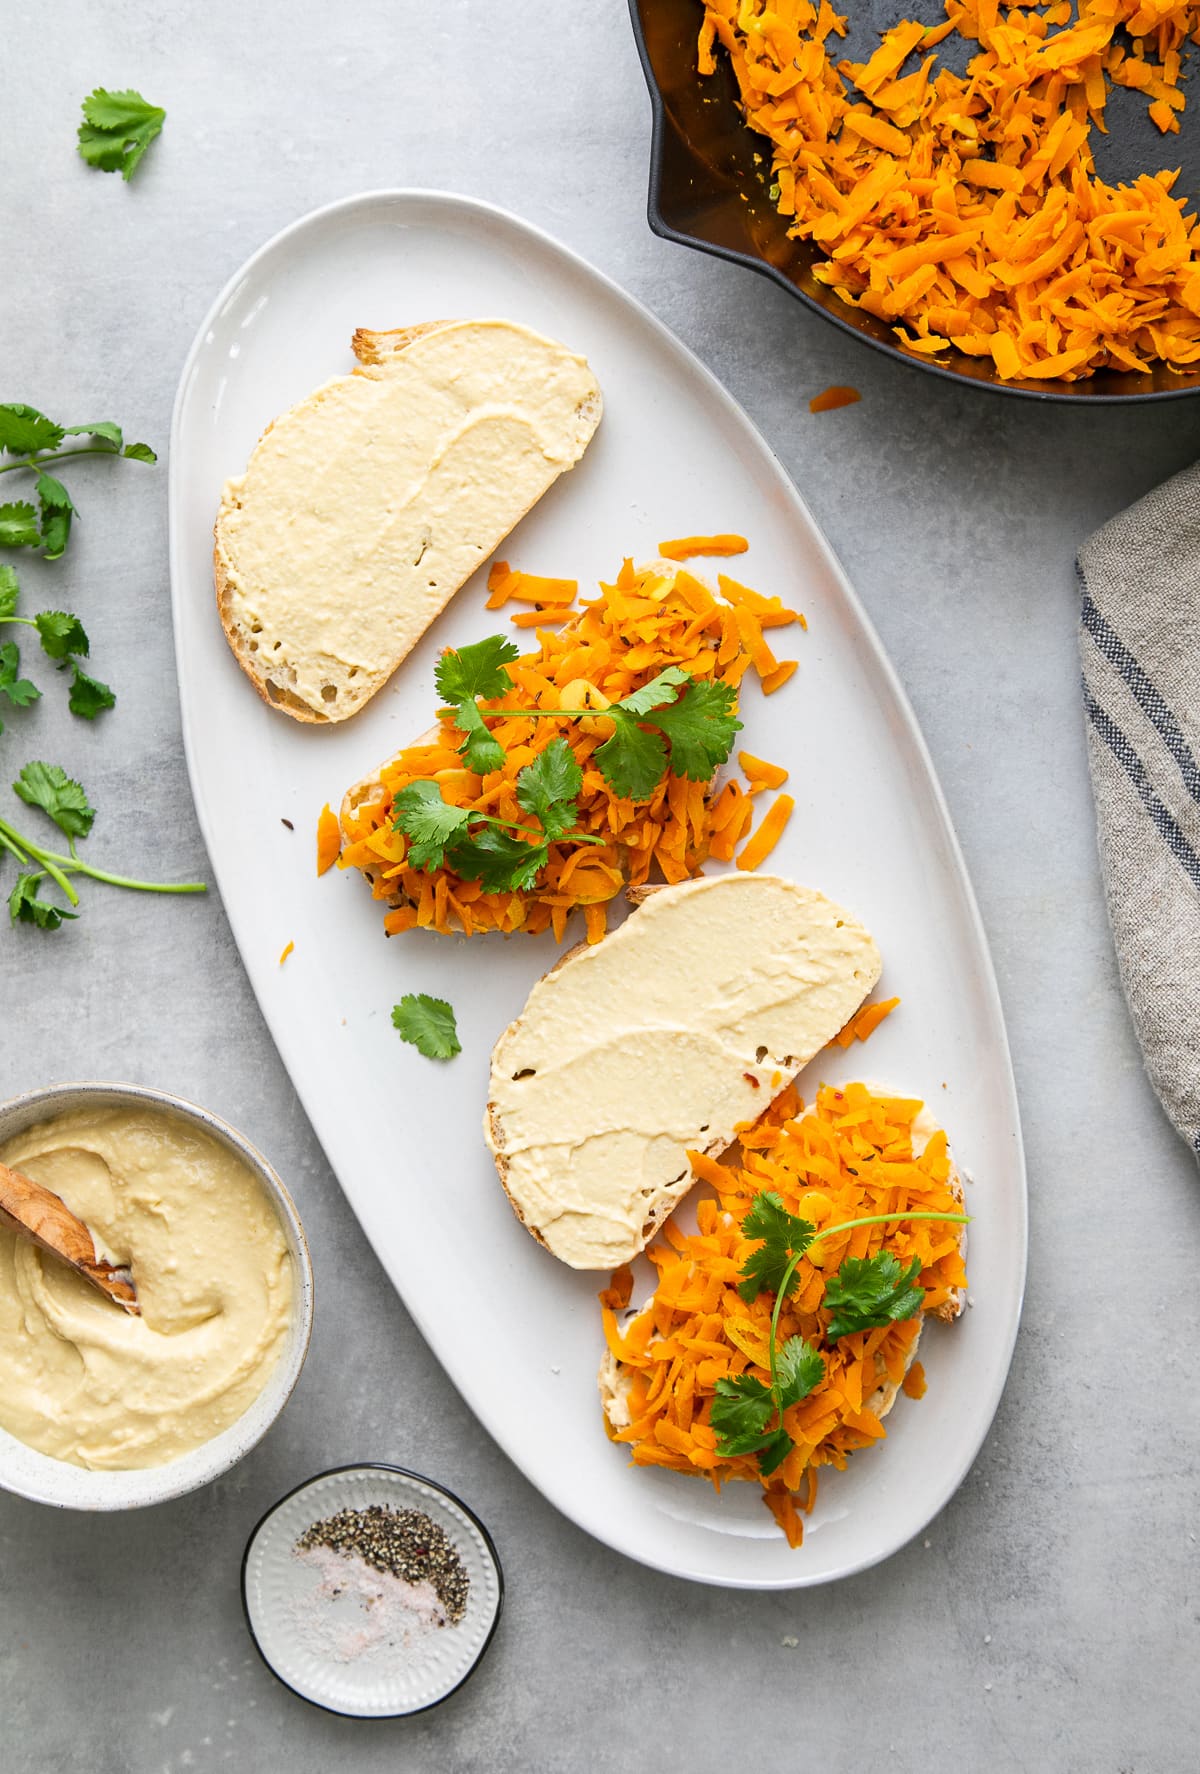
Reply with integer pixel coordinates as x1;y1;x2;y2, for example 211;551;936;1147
1077;460;1200;1154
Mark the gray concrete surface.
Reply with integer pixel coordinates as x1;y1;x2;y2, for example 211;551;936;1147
2;4;1199;1770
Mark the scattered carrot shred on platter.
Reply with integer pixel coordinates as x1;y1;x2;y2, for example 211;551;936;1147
809;385;862;413
278;940;295;965
658;534;750;560
832;994;902;1048
339;555;802;940
600;1081;967;1547
698;0;1200;381
315;803;341;875
738;750;790;791
736;791;795;869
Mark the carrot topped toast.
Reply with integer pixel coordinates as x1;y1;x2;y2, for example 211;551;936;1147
337;555;800;941
598;1081;968;1548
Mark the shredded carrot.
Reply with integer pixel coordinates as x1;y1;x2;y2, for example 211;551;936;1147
832;995;901;1048
699;0;1200;382
736;793;794;870
760;660;798;695
658;534;749;560
738;750;789;791
278;940;294;965
809;385;862;413
601;1082;966;1545
316;804;341;876
340;554;801;940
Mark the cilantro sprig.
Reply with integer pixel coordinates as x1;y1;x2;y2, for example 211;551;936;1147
0;762;205;931
77;89;166;181
0;565;114;730
710;1191;970;1478
435;635;742;803
0;407;156;560
393;737;606;894
392;993;461;1060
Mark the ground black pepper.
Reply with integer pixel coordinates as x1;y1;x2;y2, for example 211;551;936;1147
295;1505;469;1625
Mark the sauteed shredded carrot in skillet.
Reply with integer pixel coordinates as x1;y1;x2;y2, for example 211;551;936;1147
699;0;1200;380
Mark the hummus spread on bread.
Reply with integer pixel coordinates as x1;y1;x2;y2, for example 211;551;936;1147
215;318;602;722
486;874;881;1269
0;1106;292;1470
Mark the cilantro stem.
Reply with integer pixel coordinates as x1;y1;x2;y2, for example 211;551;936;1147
0;447;125;476
0;817;204;897
762;1210;971;1432
0;616;37;628
0;818;79;904
461;809;605;847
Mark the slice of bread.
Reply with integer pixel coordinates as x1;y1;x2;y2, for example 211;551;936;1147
484;874;882;1269
597;1098;966;1444
214;320;602;723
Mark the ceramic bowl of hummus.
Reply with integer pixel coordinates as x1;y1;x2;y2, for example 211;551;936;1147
0;1081;314;1511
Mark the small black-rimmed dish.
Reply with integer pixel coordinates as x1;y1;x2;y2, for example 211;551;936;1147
241;1465;503;1718
628;0;1200;403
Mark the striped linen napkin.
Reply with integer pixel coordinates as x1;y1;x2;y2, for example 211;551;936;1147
1077;460;1200;1156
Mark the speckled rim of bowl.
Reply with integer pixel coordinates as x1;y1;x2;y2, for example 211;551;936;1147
240;1464;505;1720
0;1080;314;1511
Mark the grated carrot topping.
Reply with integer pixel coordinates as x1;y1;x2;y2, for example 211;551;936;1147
832;995;902;1048
278;940;294;965
699;0;1200;382
738;750;790;790
809;385;862;413
315;804;341;876
658;534;750;560
340;555;803;940
601;1082;967;1545
736;793;795;870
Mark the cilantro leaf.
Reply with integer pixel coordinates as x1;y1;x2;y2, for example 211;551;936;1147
434;635;519;705
710;1374;775;1456
61;422;122;452
0;405;64;457
392;780;470;871
0;643;41;724
12;762;95;841
823;1252;925;1343
77;88;166;181
615;666;691;717
515;738;582;841
756;1427;796;1478
122;442;157;465
8;873;75;932
594;714;668;801
34;611;89;661
644;677;741;781
775;1336;825;1410
452;696;506;775
68;666;115;720
0;566;18;620
392;993;461;1060
447;824;547;893
36;474;74;560
737;1192;816;1303
0;503;41;549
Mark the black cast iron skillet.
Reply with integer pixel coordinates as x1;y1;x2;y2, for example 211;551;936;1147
629;0;1200;401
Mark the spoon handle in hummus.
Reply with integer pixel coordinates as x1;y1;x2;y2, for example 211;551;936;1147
0;1160;140;1315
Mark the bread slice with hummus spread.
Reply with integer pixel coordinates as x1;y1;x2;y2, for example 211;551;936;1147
484;874;882;1270
214;319;602;723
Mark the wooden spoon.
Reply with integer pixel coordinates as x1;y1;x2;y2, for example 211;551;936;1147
0;1158;139;1314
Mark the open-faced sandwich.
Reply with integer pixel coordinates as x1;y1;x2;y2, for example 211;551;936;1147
215;320;601;722
485;874;881;1267
336;554;801;939
598;1080;968;1548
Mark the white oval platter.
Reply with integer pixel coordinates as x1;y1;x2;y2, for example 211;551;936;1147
170;190;1026;1589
